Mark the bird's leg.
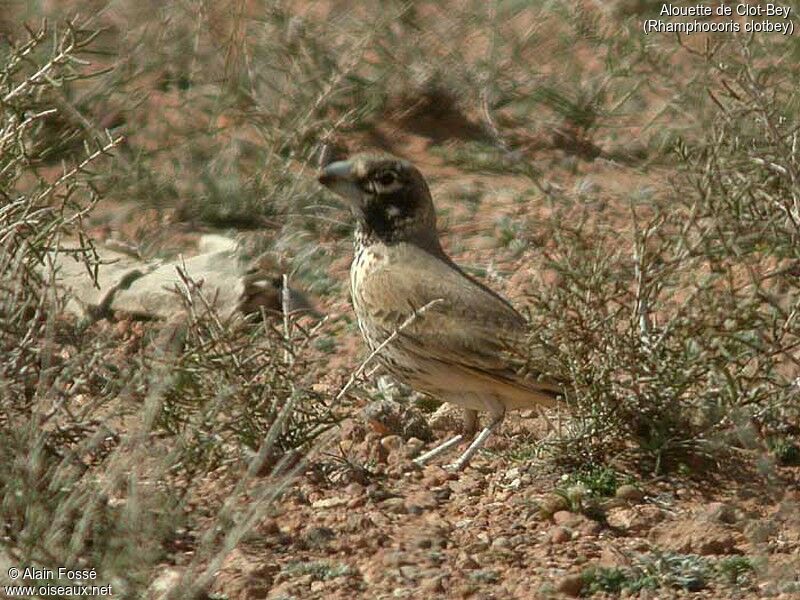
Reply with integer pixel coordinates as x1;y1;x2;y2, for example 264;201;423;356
413;434;464;466
413;408;479;467
462;408;479;437
448;401;505;472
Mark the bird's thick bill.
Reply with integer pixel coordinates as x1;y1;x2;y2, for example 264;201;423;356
318;159;363;207
318;159;352;186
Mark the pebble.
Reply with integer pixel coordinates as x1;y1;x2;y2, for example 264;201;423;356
347;495;366;509
457;554;479;570
381;434;403;454
261;519;280;535
491;536;511;549
383;551;411;567
381;497;408;514
448;477;484;496
550;526;572;544
344;482;365;496
580;521;603;537
420;576;445;594
615;484;644;503
304;526;335;548
539;494;569;517
701;501;739;524
556;573;584;597
405;437;425;457
606;505;664;532
405;490;439;512
399;565;420;580
311;497;348;509
553;510;583;527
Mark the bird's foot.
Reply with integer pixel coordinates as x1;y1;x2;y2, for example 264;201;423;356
444;460;468;473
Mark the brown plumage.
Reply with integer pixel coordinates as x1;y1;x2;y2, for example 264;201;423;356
319;153;562;470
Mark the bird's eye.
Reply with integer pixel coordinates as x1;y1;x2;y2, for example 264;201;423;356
375;171;397;187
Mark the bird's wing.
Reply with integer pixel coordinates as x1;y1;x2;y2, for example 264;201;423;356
355;244;562;403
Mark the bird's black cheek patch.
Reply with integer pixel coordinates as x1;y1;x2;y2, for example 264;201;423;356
363;191;415;236
362;201;394;238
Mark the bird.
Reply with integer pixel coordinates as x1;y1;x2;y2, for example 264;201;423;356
318;152;563;470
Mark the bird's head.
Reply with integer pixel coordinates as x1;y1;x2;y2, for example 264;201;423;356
318;153;440;248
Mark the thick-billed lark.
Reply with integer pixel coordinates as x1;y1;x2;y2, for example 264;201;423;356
319;153;562;470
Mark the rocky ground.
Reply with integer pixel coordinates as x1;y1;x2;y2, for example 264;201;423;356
193;410;800;599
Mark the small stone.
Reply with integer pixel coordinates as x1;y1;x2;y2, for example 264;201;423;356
599;546;629;568
606;505;665;532
580;521;603;537
347;495;366;509
448;477;484;496
420;576;445;593
702;502;739;524
550;526;572;544
421;466;450;486
615;484;644;503
304;526;335;548
553;510;582;526
367;485;391;502
381;497;408;514
383;550;411;567
381;434;403;454
491;536;511;549
399;565;420;580
311;496;348;509
261;518;280;535
344;482;365;496
414;537;432;549
539;494;569;517
457;555;480;570
345;514;372;532
556;574;584;597
405;490;438;512
406;437;425;457
466;541;489;553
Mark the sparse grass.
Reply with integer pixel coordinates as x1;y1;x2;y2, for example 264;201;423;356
0;19;340;599
716;556;757;585
561;465;622;498
768;435;800;466
281;560;352;582
581;566;636;595
580;552;760;596
524;33;800;473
